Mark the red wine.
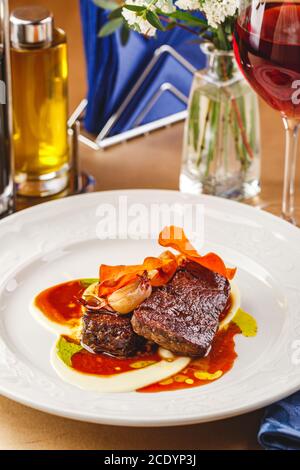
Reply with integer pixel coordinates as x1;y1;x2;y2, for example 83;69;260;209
234;2;300;118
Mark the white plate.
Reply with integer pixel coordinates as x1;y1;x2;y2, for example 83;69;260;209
0;190;300;427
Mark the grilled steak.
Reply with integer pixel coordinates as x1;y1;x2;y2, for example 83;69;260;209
131;261;230;357
81;310;147;357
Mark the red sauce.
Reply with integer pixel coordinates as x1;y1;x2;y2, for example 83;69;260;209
67;324;240;392
139;323;240;393
36;280;241;393
71;349;161;375
35;280;85;326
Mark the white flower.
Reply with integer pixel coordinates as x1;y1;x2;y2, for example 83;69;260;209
201;0;239;28
122;0;175;36
122;1;156;36
175;0;200;10
156;0;176;14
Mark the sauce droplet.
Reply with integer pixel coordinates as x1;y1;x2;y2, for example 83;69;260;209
194;370;223;381
232;309;257;337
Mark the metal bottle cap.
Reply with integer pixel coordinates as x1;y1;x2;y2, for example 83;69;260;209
10;6;53;49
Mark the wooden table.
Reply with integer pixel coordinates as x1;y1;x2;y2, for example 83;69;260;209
2;0;299;451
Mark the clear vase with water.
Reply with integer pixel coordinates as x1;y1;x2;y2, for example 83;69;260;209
180;44;261;200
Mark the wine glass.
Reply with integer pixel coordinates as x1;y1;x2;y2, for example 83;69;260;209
234;0;300;224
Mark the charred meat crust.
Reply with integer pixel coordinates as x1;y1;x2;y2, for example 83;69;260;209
131;261;230;357
81;310;147;357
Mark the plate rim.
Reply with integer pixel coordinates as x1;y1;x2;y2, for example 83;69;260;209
0;189;299;427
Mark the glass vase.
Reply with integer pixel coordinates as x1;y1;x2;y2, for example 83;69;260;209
180;44;261;200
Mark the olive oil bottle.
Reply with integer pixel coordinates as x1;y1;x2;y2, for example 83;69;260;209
10;6;69;197
0;0;14;216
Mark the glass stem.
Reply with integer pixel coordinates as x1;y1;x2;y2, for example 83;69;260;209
282;117;300;224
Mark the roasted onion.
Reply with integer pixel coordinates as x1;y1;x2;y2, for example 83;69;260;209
107;274;152;314
79;293;107;311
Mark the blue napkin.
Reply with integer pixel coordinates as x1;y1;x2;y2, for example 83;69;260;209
258;392;300;450
79;0;206;136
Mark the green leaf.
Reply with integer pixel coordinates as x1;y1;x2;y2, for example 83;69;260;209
108;6;124;20
168;11;207;26
146;10;165;31
93;0;119;11
124;5;146;12
120;23;130;46
56;336;83;368
98;18;123;37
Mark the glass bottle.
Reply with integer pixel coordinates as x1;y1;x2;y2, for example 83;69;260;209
10;6;69;197
0;0;14;217
180;44;261;200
